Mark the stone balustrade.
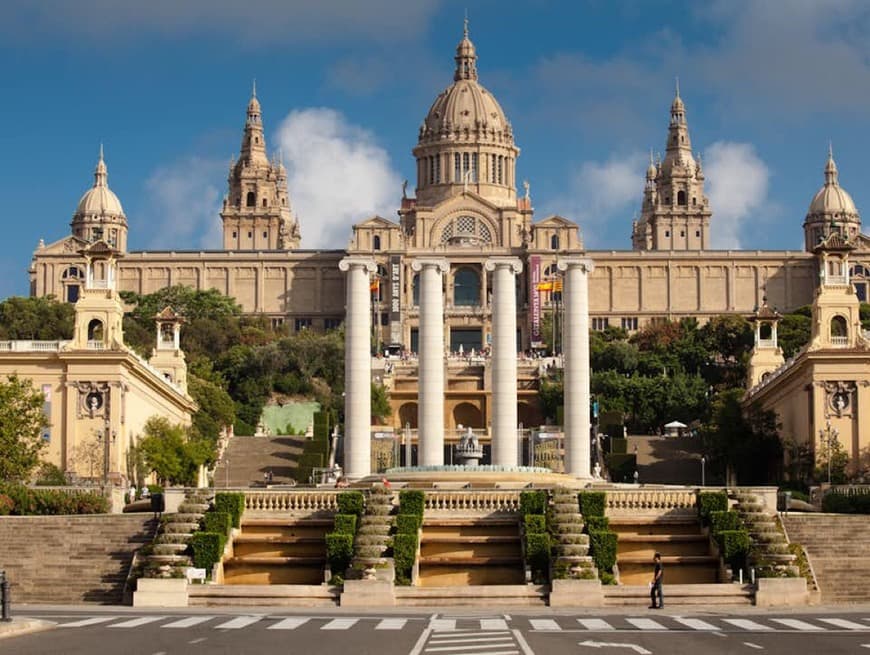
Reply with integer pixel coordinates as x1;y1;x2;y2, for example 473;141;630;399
243;490;340;513
605;488;698;514
424;490;521;513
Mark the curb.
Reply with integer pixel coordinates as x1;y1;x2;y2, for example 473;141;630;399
0;618;55;640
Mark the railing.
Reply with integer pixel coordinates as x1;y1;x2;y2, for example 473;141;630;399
243;490;340;512
826;484;870;497
87;340;106;350
424;490;521;513
605;489;698;513
757;339;776;349
830;335;849;347
0;340;67;352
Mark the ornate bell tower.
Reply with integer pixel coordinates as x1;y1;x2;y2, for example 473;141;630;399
149;307;188;392
747;297;785;388
70;241;125;350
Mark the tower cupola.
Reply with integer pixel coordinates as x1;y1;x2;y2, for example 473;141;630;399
71;146;128;251
803;146;861;251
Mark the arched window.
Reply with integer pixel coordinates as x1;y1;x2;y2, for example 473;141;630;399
87;319;104;341
550;234;560;250
453;267;480;306
831;315;848;339
677;190;687;206
262;198;268;207
62;267;84;303
246;192;255;207
373;235;381;251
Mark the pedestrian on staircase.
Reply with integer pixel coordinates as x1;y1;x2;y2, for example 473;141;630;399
649;552;664;609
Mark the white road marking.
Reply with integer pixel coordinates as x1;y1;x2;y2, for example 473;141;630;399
109;616;167;628
743;643;764;650
771;618;824;631
529;619;560;630
578;641;651;654
322;618;359;630
722;619;773;631
577;618;614;631
268;617;310;630
426;643;516;652
409;627;433;655
429;635;515;645
58;616;122;627
481;618;509;631
513;628;536;655
431;618;458;631
162;616;215;628
673;617;720;631
625;618;667;631
188;638;207;644
376;618;408;630
818;618;869;630
214;616;262;629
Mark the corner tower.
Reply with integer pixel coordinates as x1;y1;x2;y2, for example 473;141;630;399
221;84;301;250
412;20;520;207
632;84;711;250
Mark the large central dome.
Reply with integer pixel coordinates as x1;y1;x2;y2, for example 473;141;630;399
412;22;520;207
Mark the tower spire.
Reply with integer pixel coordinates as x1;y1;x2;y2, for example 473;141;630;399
825;142;839;186
240;83;267;165
94;143;108;187
454;15;478;81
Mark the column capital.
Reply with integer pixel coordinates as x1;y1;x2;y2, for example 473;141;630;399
557;257;595;274
411;258;449;274
339;256;377;273
484;257;523;274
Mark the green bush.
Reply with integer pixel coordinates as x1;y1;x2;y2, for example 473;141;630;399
190;532;224;572
697;491;728;524
605;454;637;483
584;516;610;533
393;533;419;585
709;510;742;535
399;490;425;517
202;511;232;536
718;530;750;568
525;532;550;573
609;437;628;455
600;571;617;585
519;490;548;517
0;484;109;515
147;484;164;495
821;492;870;514
214;492;245;528
336;491;365;517
579;491;606;518
395;513;422;535
34;463;68;486
325;532;354;574
524;514;546;534
0;494;12;515
333;513;357;534
589;530;618;574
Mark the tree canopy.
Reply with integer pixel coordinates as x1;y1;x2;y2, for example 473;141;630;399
0;375;50;482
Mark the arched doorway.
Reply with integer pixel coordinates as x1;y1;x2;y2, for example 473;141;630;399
453;402;483;429
398;402;418;429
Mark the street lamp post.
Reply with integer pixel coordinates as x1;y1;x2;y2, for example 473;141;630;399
701;456;706;487
819;421;840;485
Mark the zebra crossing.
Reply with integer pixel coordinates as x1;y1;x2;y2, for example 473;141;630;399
47;613;870;634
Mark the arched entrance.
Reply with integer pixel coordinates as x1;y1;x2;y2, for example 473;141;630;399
453;402;483;429
398;402;418;429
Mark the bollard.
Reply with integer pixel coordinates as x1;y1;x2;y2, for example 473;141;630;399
0;569;10;622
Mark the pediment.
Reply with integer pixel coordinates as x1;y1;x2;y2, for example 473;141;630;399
434;190;501;213
534;214;578;228
353;215;399;230
35;235;89;256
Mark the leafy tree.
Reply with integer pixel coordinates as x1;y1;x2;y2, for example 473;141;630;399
777;312;812;358
0;296;74;340
371;383;391;423
0;375;49;482
188;375;236;452
138;416;204;486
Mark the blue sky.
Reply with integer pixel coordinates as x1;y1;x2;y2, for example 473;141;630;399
2;0;870;299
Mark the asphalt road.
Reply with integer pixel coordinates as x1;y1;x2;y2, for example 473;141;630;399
7;606;870;655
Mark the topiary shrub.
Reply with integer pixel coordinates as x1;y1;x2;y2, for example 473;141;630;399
333;513;357;534
525;532;550;574
524;514;546;534
190;532;224;572
336;491;365;517
697;491;728;525
326;533;354;574
393;533;419;585
822;493;858;513
399;490;425;517
395;513;422;535
215;492;245;528
579;491;606;518
717;529;750;569
710;510;742;535
589;530;618;574
202;511;232;536
519;490;548;517
584;516;610;533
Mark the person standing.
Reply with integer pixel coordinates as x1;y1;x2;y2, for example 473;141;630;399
649;552;663;609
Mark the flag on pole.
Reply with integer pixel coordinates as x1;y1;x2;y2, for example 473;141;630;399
535;281;553;292
553;279;563;292
370;279;380;293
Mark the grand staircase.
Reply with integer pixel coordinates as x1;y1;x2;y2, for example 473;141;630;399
0;515;156;604
782;513;870;603
213;436;306;487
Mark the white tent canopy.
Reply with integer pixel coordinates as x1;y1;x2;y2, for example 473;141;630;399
664;420;688;429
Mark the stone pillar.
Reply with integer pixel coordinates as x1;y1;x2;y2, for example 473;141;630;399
339;257;376;479
485;257;523;467
558;258;595;478
411;259;448;466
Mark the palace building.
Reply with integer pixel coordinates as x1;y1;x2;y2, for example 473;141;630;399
27;24;870;474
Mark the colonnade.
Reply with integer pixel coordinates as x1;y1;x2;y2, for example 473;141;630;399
340;255;594;480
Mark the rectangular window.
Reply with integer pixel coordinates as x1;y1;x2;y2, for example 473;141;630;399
294;318;313;332
434;155;441;183
380;312;389;326
491;154;496;183
324;318;343;331
621;317;639;331
591;317;609;331
454;153;461;181
270;317;285;329
471;153;478;182
263;231;268;239
497;156;503;184
462;152;470;178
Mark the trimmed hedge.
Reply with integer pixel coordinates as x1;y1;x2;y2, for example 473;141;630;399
214;492;245;528
697;491;728;525
609;437;628;455
584;516;610;533
605;454;636;483
395;513;422;535
822;492;870;514
325;532;354;574
190;532;224;572
525;532;550;573
589;530;618;573
393;532;419;585
709;510;742;535
579;491;606;518
336;491;365;517
202;511;232;536
519;490;548;517
524;514;546;534
399;490;425;517
0;484;109;515
717;529;750;569
333;513;357;534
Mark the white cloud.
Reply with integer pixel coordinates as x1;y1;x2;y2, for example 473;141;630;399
142;157;224;250
703;141;770;249
275;108;402;248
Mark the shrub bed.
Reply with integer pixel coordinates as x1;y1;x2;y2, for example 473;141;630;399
0;484;108;515
589;530;618;573
579;491;606;518
214;492;245;528
325;533;354;574
336;491;365;517
697;491;728;525
519;490;548;517
190;532;224;571
202;511;232;536
822;493;870;514
398;490;425;517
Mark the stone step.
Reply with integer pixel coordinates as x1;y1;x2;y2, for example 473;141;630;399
227;555;325;566
421;535;519;544
618;554;718;565
420;556;523;566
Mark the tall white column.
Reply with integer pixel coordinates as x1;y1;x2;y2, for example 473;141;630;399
411;259;448;466
339;257;376;479
485;257;523;467
558;258;595;478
